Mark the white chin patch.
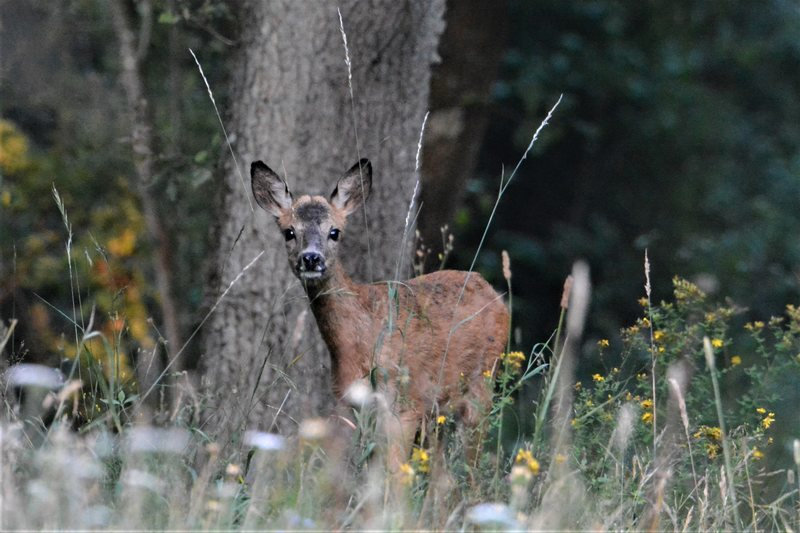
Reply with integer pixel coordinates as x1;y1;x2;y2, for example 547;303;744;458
299;271;323;280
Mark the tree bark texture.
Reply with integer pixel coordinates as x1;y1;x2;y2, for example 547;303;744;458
201;0;445;444
418;0;507;267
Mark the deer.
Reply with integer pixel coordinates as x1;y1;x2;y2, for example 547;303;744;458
251;158;510;471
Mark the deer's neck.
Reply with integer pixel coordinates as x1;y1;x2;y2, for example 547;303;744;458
306;265;372;396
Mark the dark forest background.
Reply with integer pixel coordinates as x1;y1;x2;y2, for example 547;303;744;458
2;0;799;418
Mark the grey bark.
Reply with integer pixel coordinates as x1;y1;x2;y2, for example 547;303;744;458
111;0;185;387
200;0;445;445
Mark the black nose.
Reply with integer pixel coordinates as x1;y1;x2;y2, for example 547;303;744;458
301;252;325;271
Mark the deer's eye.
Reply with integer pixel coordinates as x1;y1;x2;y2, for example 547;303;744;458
328;228;341;241
282;228;296;241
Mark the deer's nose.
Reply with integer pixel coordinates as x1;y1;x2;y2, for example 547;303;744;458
301;252;325;271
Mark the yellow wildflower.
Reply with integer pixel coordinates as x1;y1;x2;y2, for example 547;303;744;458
436;415;446;425
752;448;764;460
756;407;766;414
638;297;649;307
411;448;430;473
706;443;720;459
653;330;665;342
592;373;605;383
641;317;651;327
761;412;775;430
483;369;492;379
625;391;633;402
502;351;526;371
636;372;648;381
711;338;724;349
514;449;540;475
640;398;653;410
693;425;722;442
658;346;665;354
745;321;765;331
673;277;706;302
731;355;742;366
574;381;582;391
641;411;653;424
598;339;610;348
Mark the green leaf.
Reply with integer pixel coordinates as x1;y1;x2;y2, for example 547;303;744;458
157;11;181;25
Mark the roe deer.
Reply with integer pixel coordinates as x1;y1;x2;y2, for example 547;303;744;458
251;158;510;468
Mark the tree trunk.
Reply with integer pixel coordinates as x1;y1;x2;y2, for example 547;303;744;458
200;0;445;445
418;0;507;268
111;0;185;391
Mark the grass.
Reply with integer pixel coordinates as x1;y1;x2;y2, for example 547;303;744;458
2;261;799;530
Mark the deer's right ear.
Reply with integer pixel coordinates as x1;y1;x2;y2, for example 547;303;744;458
251;161;292;217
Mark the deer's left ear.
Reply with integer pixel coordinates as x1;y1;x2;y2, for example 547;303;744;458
331;159;371;216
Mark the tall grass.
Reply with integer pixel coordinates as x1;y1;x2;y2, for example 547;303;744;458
3;252;799;529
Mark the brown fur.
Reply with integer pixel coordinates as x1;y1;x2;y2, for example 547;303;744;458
309;265;508;424
251;159;510;467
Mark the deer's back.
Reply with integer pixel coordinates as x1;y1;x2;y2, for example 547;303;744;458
361;270;509;418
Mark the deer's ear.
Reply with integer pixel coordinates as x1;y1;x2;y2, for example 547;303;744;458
252;161;292;217
331;159;371;216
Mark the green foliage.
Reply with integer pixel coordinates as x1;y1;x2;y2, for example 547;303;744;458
0;0;232;368
562;277;798;526
458;0;800;348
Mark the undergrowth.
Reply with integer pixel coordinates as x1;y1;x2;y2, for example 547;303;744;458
2;267;799;530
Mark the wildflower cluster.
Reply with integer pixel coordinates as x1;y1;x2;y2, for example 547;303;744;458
514;449;540;475
756;407;775;430
411;447;430;473
571;274;800;504
693;425;722;459
501;351;526;372
673;276;706;304
640;398;653;425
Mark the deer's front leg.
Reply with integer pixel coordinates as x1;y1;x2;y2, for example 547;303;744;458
383;411;420;472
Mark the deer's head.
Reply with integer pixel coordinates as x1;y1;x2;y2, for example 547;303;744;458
251;159;372;286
